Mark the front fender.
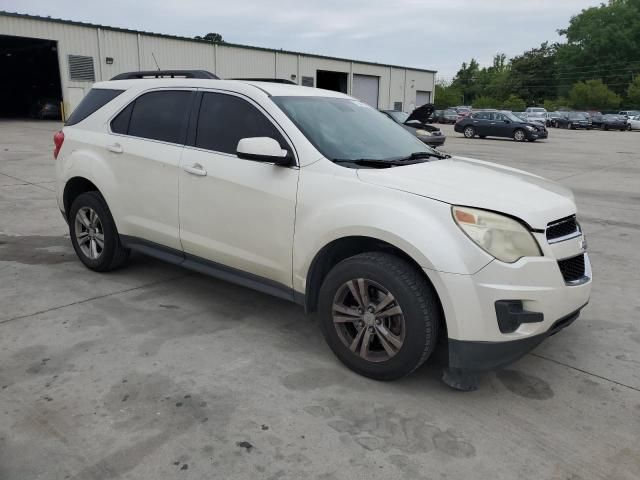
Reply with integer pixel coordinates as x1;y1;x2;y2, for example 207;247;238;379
292;162;492;293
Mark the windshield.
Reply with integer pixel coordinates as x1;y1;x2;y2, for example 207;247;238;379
272;96;435;162
386;111;409;123
502;111;524;122
444;109;457;115
569;112;588;119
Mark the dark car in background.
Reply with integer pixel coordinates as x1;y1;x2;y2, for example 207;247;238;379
455;110;548;142
555;112;592;129
434;108;458;124
381;104;446;147
591;114;628;131
546;111;563;127
29;98;62;120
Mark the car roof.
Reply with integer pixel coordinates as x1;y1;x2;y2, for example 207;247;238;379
92;78;352;99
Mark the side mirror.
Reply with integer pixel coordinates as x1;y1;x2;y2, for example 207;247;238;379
236;137;293;166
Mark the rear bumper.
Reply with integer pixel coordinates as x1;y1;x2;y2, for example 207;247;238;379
447;304;585;371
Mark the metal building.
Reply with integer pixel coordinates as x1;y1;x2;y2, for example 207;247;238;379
0;11;436;120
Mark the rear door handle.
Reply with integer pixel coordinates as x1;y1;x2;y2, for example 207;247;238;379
183;163;207;176
106;143;123;154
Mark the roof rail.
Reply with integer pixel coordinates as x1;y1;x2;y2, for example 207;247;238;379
231;78;296;85
110;70;219;80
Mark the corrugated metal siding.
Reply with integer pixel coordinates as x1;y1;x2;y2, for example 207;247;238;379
217;45;275;78
100;30;139;80
0;13;435;114
275;52;298;82
138;35;216;72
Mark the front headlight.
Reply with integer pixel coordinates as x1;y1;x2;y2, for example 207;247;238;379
452;206;541;263
415;129;432;136
525;125;536;131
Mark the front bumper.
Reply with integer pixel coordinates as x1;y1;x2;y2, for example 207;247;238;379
526;128;548;139
427;249;592;372
419;134;446;147
448;303;586;371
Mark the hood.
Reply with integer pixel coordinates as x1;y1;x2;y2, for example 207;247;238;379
356;156;575;229
405;103;434;124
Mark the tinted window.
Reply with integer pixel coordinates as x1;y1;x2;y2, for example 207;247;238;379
110;103;133;134
474;112;489;120
66;88;124;126
127;91;192;144
196;93;286;154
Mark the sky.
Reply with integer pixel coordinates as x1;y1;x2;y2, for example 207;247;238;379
0;0;604;78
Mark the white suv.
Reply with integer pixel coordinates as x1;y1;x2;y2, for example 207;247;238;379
54;71;592;389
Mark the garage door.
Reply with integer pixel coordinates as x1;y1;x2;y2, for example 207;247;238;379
416;90;431;107
352;74;379;108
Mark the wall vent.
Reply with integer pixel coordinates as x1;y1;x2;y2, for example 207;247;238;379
68;55;95;81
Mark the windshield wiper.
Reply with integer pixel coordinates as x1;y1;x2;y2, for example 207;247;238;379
398;151;451;161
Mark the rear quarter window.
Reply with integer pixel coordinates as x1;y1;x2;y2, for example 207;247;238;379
65;89;124;126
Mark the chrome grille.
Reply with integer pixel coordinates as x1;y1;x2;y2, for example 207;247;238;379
546;215;580;243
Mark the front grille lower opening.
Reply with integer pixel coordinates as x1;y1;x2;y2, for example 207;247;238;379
557;254;586;283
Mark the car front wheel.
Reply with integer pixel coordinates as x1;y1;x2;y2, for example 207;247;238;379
463;126;476;138
317;252;440;381
513;129;526;142
69;191;130;272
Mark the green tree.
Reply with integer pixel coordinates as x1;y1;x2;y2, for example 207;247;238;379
626;76;640;108
556;0;640;96
501;95;526;111
195;32;224;42
568;79;621;110
472;95;499;109
434;82;462;109
508;42;559;105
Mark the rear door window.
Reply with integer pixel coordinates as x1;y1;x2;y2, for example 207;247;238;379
65;88;124;126
195;92;287;155
113;90;192;144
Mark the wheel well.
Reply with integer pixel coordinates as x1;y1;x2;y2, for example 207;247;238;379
63;177;99;219
304;236;444;321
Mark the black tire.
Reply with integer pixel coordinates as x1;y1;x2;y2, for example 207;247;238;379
600;124;605;130
463;126;475;138
513;129;527;142
317;252;440;381
69;191;130;272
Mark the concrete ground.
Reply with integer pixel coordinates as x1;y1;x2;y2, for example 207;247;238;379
0;119;639;480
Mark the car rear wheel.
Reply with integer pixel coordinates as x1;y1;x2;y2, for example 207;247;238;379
513;129;526;142
69;192;130;272
317;252;440;381
463;126;476;138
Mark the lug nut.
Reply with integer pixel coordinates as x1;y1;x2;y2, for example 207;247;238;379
358;308;364;315
375;319;381;325
367;306;375;313
368;326;375;333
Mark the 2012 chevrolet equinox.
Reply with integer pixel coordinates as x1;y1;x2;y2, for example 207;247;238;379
54;71;592;389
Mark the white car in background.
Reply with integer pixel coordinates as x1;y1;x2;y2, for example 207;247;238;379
628;115;640;130
53;70;592;390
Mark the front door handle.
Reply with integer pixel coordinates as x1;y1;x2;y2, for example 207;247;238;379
183;163;207;176
106;143;123;154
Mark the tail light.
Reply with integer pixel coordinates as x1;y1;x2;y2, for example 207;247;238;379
53;130;64;159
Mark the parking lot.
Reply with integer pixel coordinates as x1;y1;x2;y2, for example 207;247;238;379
1;120;639;479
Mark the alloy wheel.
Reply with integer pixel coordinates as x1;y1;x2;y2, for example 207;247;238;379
332;278;405;362
74;206;104;260
464;127;474;138
514;130;525;141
